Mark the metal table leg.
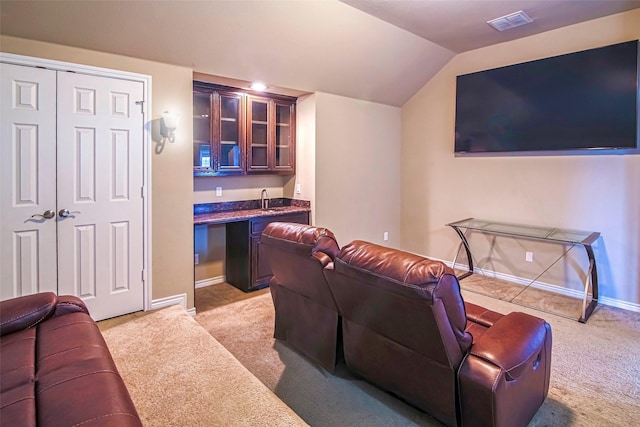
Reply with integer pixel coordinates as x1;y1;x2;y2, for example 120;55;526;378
451;226;474;280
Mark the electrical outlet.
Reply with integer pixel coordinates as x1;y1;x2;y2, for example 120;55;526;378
383;231;389;241
194;254;199;265
525;251;533;263
216;187;222;197
295;183;301;194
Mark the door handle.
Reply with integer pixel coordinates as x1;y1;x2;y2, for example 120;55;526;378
58;209;80;218
31;209;56;219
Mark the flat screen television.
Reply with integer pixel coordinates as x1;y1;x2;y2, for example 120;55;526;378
454;40;639;154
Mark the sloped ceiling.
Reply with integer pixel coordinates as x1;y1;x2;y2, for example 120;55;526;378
341;0;640;53
1;0;639;106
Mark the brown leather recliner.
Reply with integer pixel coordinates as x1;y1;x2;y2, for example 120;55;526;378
326;240;552;427
260;222;341;372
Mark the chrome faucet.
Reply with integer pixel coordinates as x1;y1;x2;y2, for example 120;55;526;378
260;189;269;210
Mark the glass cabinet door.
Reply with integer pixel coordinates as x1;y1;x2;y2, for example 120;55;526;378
247;97;270;171
193;92;212;169
215;91;244;173
275;102;294;170
194;81;296;176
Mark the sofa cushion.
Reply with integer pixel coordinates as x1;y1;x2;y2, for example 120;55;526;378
0;328;37;426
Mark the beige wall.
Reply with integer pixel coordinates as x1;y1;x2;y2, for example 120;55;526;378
292;94;318;222
401;10;640;306
315;92;402;247
1;36;196;309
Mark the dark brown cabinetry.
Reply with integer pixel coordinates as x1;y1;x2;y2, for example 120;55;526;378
193;82;296;176
246;95;296;174
225;212;309;291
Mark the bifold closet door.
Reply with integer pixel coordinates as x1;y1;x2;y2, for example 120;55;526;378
56;72;145;320
1;63;145;320
0;63;58;299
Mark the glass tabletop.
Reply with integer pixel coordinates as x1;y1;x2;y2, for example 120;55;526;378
446;218;599;245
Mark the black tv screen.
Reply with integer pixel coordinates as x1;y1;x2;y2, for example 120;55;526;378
454;40;639;154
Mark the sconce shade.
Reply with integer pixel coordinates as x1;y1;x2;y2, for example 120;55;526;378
161;111;179;143
162;111;180;131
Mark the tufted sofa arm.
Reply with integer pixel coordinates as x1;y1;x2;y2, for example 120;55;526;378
0;292;90;337
458;311;552;427
1;292;55;336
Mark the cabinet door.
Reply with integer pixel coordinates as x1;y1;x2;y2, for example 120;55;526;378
246;96;271;172
193;90;213;171
252;236;274;289
249;212;310;289
215;90;245;174
274;100;295;174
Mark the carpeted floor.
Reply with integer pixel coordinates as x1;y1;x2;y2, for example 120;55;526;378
98;304;307;427
194;282;640;427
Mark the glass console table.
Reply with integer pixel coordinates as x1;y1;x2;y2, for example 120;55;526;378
446;218;600;323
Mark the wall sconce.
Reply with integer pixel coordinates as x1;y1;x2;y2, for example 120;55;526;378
161;111;180;143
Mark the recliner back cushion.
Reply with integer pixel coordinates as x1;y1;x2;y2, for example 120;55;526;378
262;222;340;309
332;240;472;367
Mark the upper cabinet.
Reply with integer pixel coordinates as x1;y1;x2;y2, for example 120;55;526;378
193;82;296;176
246;96;296;174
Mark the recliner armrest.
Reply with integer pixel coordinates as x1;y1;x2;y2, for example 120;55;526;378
0;292;58;336
470;311;550;380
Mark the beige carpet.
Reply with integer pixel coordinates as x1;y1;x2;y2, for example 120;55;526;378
98;305;307;427
194;283;640;427
459;272;593;321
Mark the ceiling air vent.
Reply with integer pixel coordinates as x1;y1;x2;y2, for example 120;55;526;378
487;10;533;31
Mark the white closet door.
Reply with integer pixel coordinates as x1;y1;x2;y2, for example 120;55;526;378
0;64;58;299
56;72;144;320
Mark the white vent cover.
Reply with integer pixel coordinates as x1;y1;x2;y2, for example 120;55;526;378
487;10;533;31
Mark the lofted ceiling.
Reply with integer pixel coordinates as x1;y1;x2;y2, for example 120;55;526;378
1;0;639;106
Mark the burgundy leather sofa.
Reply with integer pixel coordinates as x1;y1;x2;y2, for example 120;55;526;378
261;222;341;372
1;292;142;426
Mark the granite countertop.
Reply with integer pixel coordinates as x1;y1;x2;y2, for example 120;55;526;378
194;198;310;226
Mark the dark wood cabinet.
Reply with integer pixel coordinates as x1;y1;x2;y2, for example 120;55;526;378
225;212;309;292
246;96;296;174
193;82;296;176
193;83;245;176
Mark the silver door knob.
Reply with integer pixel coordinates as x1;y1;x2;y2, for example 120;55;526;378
58;209;70;218
31;209;56;219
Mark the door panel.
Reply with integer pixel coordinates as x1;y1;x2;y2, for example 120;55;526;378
0;64;57;299
56;72;144;320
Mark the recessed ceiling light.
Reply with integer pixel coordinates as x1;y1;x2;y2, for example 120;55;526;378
250;82;267;91
487;10;533;32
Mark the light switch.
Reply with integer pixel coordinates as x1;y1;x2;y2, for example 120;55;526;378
216;187;222;197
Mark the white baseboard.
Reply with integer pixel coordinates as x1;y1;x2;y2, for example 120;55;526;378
434;257;640;314
151;293;197;317
195;275;225;289
151;293;187;311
